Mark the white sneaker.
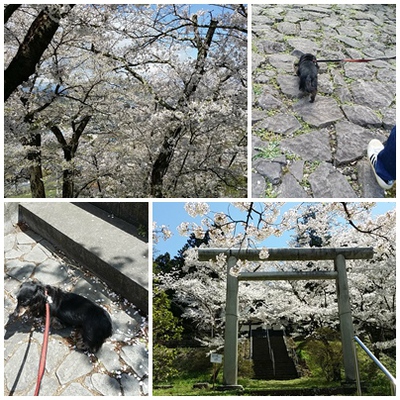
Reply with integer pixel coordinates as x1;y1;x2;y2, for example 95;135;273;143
367;139;394;190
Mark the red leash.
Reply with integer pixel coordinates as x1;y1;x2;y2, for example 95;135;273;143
34;290;51;396
317;55;396;63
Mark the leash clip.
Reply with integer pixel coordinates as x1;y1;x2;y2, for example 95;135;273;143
44;288;53;304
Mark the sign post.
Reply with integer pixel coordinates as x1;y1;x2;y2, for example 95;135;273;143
210;353;223;389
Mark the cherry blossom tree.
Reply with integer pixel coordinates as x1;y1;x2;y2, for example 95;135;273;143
4;4;247;198
154;202;395;356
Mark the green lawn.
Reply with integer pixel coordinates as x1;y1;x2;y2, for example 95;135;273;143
153;375;343;396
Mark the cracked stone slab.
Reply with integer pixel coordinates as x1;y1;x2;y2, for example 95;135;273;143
277;74;300;99
308;162;357;198
280;129;332;161
293;97;344;128
35;259;70;285
343;63;375;80
16;231;38;245
252;52;265;71
255;113;302;136
257;93;284;110
318;73;335;95
37;375;60;396
358;159;386;198
252;109;266;126
59;382;94;396
335;121;387;165
253;159;283;184
5;340;40;394
288;160;305;182
252;173;267;197
287;38;319;54
252;134;265;151
97;344;122;372
341;105;382;127
121;373;143;396
4;331;30;359
258;40;286;55
56;351;93;385
5;247;26;260
302;5;332;14
87;373;121;396
45;338;71;372
268;54;297;72
278;173;311;198
23;245;48;264
382;108;396;130
5;261;36;281
276;21;300;35
4;234;16;252
338;35;363;49
350;80;395;109
254;69;276;84
120;343;149;376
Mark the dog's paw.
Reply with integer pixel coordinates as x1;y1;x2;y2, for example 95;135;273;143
71;330;91;352
51;317;65;330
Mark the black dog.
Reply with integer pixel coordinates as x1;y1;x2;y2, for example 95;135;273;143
16;281;112;353
297;53;319;103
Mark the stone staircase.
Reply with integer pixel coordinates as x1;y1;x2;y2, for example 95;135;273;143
252;330;298;380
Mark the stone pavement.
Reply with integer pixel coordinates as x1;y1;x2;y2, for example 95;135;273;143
4;224;149;396
251;4;396;198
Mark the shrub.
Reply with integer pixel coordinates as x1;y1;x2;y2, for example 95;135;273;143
302;327;343;382
153;344;180;383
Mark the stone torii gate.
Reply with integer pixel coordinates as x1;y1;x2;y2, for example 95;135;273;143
198;247;374;388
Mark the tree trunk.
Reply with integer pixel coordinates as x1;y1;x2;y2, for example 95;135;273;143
50;115;91;198
149;18;218;197
150;126;182;197
62;169;75;198
4;4;21;24
4;5;74;101
29;164;46;198
25;133;46;198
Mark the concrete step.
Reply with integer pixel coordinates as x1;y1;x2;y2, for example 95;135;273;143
18;202;148;314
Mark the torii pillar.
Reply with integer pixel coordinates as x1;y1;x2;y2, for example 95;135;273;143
223;256;241;388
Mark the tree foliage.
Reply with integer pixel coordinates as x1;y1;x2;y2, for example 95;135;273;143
153;288;184;382
4;4;247;198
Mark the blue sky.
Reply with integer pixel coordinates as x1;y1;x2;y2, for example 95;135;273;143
153;201;395;257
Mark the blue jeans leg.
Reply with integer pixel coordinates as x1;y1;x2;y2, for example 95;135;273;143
376;126;396;182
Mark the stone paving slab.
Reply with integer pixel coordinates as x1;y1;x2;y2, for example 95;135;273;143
4;207;149;396
252;4;396;198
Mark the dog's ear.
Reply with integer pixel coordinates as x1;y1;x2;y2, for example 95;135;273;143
20;283;46;314
291;49;304;58
30;284;46;304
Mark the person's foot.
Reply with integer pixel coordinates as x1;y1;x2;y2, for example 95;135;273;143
367;139;394;189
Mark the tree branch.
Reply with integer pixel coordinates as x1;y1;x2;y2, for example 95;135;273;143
341;202;389;241
4;5;74;101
